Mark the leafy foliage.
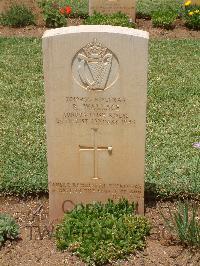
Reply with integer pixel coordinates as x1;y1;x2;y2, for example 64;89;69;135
136;0;182;19
0;213;19;247
0;4;35;27
64;0;88;18
38;0;69;27
161;202;200;247
85;12;135;28
152;10;177;29
55;199;150;265
183;1;200;30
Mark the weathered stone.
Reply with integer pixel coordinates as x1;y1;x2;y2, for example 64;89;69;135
42;25;149;223
89;0;136;21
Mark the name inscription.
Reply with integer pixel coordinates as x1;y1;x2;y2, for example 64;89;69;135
56;96;135;126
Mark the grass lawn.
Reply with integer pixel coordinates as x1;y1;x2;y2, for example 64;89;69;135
0;37;199;198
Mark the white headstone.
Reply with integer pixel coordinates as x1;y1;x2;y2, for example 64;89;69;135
42;26;149;223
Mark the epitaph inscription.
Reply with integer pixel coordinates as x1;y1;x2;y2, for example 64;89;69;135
72;39;119;91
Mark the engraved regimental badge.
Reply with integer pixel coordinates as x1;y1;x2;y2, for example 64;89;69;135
72;39;119;91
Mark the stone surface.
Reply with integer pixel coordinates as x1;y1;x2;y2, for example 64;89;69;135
42;25;149;223
89;0;136;21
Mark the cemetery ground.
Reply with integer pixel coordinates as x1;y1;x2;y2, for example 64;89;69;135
0;197;200;266
0;2;200;265
0;18;200;39
0;35;199;265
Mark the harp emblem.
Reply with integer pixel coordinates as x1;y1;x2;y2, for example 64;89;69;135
72;39;119;91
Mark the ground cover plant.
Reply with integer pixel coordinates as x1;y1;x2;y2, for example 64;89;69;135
85;12;135;28
0;4;35;27
152;10;177;29
0;38;199;199
55;199;150;265
136;0;183;19
0;213;19;247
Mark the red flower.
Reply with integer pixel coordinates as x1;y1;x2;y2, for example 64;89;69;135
65;6;72;15
60;8;65;15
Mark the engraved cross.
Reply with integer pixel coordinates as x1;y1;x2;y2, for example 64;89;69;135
79;128;112;180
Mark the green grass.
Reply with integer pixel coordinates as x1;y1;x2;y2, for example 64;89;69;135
0;38;47;195
147;40;200;199
0;38;199;199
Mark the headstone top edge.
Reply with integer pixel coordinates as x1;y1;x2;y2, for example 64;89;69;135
42;25;149;40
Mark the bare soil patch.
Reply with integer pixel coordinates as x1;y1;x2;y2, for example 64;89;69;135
0;196;199;266
137;18;200;39
0;18;199;39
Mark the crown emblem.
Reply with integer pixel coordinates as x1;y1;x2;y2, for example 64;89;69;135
83;39;107;61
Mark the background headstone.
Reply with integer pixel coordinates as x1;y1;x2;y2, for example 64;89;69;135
43;25;149;223
184;0;200;5
89;0;136;21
